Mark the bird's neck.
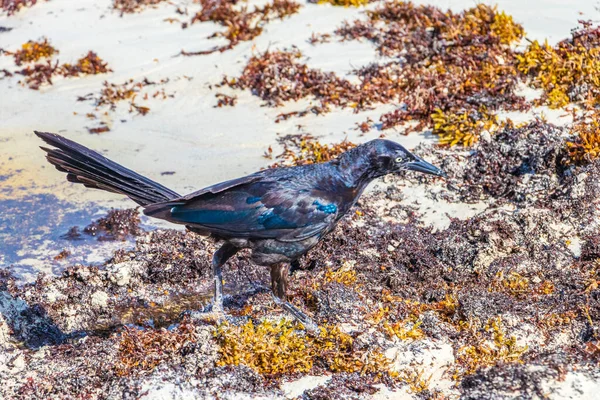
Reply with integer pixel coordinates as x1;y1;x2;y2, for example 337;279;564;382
334;153;381;194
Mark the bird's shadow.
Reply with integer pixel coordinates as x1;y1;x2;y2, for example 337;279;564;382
0;289;67;349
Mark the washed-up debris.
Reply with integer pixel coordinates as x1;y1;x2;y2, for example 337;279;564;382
3;38;112;90
225;3;528;147
182;0;301;55
214;93;237;107
1;0;44;15
267;134;356;168
518;21;600;109
567;110;600;165
113;0;168;15
11;38;57;66
77;77;173;119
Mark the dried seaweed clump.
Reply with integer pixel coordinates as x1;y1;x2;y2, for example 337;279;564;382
431;108;499;147
214;93;237;107
7;39;112;89
368;291;456;341
267;134;355;167
184;0;300;55
336;3;527;131
226;4;526;129
62;51;112;76
518;22;600;109
114;319;196;376
310;0;370;7
454;317;528;378
225;49;404;113
83;208;144;241
113;0;167;14
16;61;60;90
79;77;173;117
216;319;390;377
223;49;342;107
566;111;600;164
1;0;42;15
11;38;57;65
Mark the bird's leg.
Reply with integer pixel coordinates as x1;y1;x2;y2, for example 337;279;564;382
211;242;238;313
189;242;239;323
270;263;319;334
212;259;224;314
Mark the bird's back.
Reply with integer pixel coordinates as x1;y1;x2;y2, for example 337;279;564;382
144;161;360;242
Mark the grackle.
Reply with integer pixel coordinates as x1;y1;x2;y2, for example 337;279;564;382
35;131;445;332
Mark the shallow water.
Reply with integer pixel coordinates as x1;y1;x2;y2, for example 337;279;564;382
0;194;138;282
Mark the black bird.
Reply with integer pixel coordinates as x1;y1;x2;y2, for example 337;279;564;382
35;131;445;331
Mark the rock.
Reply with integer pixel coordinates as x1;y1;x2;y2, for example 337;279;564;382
107;261;143;286
10;353;26;372
90;291;109;308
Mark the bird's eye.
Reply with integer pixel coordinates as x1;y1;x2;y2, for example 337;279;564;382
395;157;403;163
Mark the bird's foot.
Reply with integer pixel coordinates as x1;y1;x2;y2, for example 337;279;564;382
271;294;320;335
185;309;228;325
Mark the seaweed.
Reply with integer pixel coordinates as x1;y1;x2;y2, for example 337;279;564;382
309;0;371;7
225;3;528;140
567;111;600;165
61;51;112;76
80;77;173;118
113;0;168;15
215;93;237;107
87;123;111;134
223;50;401;113
454;317;528;378
6;39;111;89
431;107;499;147
421;119;568;203
267;134;355;168
308;32;332;45
11;38;57;66
1;0;43;15
114;318;197;376
83;208;144;241
3;162;600;396
216;319;391;377
16;60;60;90
518;21;600;109
53;249;71;261
360;3;527;132
182;0;301;55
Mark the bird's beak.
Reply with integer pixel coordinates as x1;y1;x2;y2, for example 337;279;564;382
404;157;447;178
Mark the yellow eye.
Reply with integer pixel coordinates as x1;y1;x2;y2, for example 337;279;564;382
395;157;403;163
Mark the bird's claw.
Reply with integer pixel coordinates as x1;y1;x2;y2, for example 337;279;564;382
183;300;227;325
186;309;227;324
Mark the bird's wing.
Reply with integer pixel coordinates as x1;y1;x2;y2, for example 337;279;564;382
145;178;339;242
143;172;265;219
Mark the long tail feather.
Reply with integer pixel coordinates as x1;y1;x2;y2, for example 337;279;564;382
35;131;181;206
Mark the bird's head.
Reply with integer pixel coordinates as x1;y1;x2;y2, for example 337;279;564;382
362;139;446;178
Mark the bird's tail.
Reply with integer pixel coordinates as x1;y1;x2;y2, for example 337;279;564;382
35;131;181;206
